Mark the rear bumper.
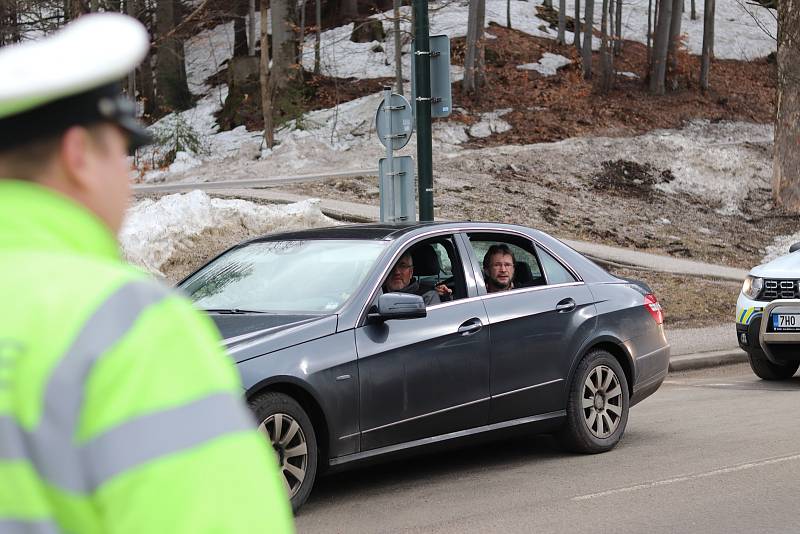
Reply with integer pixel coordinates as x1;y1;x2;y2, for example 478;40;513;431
631;344;669;407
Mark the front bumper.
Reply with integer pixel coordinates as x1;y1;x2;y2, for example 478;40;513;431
735;293;764;352
758;299;800;362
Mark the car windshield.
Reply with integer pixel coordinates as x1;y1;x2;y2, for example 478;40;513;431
181;239;387;314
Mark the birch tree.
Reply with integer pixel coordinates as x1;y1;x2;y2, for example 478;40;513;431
773;0;800;211
260;0;273;148
270;0;299;90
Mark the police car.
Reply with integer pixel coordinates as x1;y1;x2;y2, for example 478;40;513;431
737;243;800;380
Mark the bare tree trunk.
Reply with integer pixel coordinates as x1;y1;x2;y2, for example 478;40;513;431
558;0;566;44
248;0;256;56
155;0;192;111
90;0;99;12
476;0;486;88
299;0;307;65
598;0;613;92
574;0;581;48
271;0;299;90
699;0;714;90
507;0;511;28
68;0;87;20
314;0;321;74
260;0;274;148
543;0;553;8
691;0;697;19
773;0;800;211
394;0;403;94
614;0;622;54
463;0;479;93
649;0;672;94
647;0;658;65
582;0;594;79
1;0;20;45
341;0;357;22
667;0;682;73
234;0;249;57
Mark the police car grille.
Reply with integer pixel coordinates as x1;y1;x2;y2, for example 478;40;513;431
760;279;799;300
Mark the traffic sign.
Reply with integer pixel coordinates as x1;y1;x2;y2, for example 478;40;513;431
375;93;413;151
379;155;416;223
411;34;452;118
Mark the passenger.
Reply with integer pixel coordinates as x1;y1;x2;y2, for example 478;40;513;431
483;244;516;293
384;252;442;306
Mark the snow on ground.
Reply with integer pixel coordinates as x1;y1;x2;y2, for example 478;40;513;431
763;235;800;264
517;53;572;76
120;191;336;277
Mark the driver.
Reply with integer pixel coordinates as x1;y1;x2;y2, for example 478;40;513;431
384;252;442;306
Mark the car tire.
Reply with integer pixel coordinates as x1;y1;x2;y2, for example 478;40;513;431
249;391;318;512
747;348;799;380
558;349;630;454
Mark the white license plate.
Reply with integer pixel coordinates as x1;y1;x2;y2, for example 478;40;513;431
772;313;800;331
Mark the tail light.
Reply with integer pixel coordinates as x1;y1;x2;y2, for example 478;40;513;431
644;293;663;324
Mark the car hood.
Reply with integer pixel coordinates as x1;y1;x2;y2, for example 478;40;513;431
210;313;338;363
751;252;800;279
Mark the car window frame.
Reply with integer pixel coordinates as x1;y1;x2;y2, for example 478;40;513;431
356;230;481;327
459;230;584;297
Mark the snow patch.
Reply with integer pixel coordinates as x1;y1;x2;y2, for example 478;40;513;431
469;109;514;138
763;234;800;264
119;191;337;276
517;53;572;76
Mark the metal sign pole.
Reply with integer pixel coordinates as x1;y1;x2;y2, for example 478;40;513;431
382;86;394;221
413;0;434;222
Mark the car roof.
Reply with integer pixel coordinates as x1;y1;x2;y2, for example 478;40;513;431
247;221;536;243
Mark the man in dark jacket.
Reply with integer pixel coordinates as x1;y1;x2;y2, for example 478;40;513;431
384;252;441;306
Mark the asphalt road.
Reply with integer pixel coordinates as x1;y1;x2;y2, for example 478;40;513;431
295;363;800;534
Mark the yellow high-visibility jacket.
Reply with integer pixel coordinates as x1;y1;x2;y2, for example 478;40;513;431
0;179;294;533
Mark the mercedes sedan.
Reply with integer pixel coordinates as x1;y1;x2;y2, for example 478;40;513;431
179;222;670;510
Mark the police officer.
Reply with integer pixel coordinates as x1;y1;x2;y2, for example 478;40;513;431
0;13;294;533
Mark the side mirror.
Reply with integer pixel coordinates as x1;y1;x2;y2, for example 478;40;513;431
790;242;800;254
369;292;426;322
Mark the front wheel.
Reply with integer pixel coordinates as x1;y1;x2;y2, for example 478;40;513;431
558;349;630;454
249;392;318;512
747;348;799;380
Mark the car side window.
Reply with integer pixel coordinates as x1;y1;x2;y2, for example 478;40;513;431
466;233;545;293
381;235;467;306
536;245;578;284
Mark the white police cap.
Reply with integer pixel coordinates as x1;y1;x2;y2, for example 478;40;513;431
0;13;151;150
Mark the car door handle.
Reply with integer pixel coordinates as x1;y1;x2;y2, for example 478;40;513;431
457;318;483;336
556;298;576;313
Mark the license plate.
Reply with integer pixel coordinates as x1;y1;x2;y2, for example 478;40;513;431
772;313;800;331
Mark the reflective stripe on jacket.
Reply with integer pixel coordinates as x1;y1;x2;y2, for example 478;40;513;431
0;180;293;534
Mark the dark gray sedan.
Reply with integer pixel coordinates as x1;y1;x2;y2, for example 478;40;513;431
179;222;670;510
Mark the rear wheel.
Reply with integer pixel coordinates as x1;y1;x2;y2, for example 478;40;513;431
558;349;629;454
747;348;799;380
249;392;318;512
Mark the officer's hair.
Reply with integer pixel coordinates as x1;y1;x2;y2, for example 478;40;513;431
0;125;110;181
483;244;516;270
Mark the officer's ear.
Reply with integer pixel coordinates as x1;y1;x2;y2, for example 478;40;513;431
59;126;96;192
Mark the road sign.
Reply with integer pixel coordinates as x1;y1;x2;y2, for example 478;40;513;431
379;155;416;223
375;92;413;151
411;34;452;119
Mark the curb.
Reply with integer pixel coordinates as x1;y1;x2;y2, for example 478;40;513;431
668;348;749;372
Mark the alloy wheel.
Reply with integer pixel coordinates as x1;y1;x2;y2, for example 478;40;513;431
258;413;309;498
581;365;624;439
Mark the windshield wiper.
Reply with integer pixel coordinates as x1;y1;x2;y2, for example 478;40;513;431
203;308;270;314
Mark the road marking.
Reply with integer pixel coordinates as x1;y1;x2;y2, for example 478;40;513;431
573;452;800;501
